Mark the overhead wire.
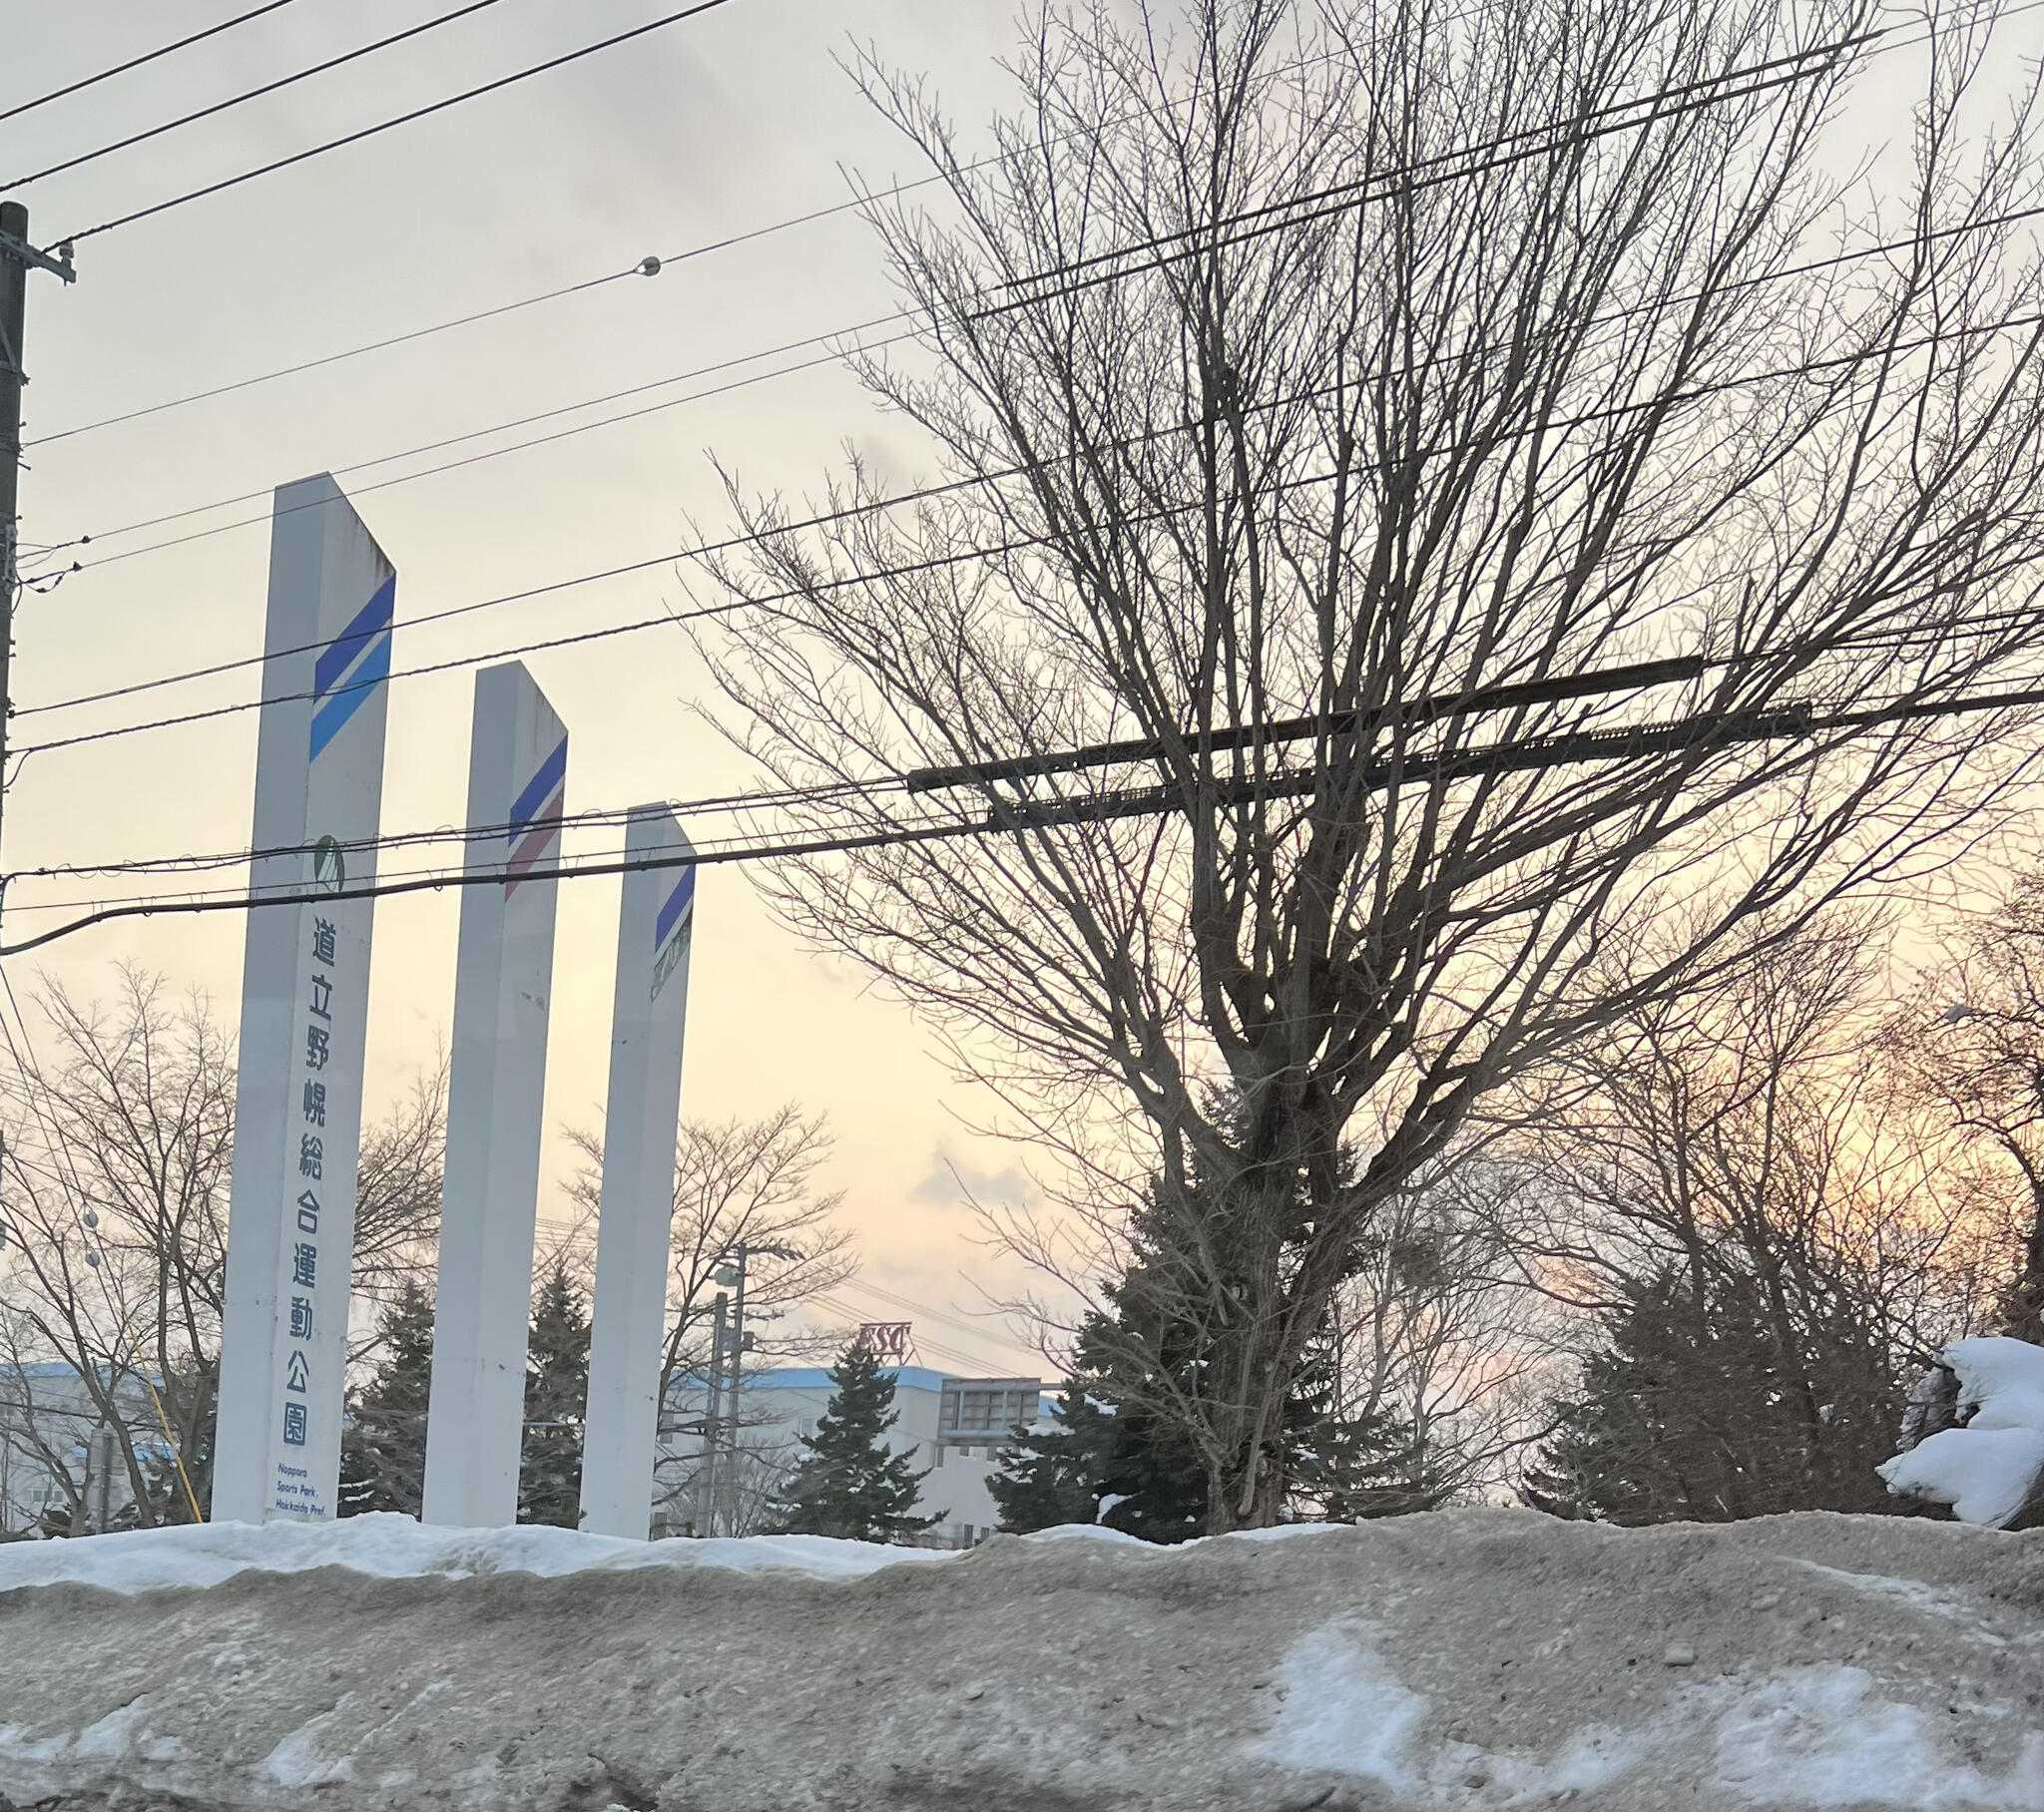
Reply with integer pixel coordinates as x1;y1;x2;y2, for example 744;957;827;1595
3;0;517;194
4;8;2036;904
0;0;305;127
2;654;1782;917
55;0;748;244
21;259;663;450
31;0;2033;602
29;22;1874;561
15;639;1972;890
14;772;884;889
972;0;2044;320
11;666;2044;959
18;36;1396;447
22;275;2044;763
23;0;1971;452
978;28;1879;317
32;314;913;566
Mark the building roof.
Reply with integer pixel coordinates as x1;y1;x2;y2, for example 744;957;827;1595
666;1365;1043;1396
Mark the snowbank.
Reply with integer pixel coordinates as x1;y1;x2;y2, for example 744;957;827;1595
3;1509;2042;1811
1880;1336;2044;1527
0;1510;964;1596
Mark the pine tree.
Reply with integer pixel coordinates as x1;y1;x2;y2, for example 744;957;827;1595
995;1154;1442;1542
1522;1267;1903;1523
1285;1335;1449;1522
987;1319;1202;1545
339;1281;435;1517
767;1343;943;1542
519;1261;591;1528
990;1375;1115;1533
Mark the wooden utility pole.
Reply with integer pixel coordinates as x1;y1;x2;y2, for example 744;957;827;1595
0;203;75;909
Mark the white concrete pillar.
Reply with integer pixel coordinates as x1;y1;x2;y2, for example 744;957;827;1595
215;474;393;1525
422;662;566;1528
580;811;696;1538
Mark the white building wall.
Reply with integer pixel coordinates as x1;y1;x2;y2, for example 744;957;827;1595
655;1365;1051;1547
0;1365;161;1534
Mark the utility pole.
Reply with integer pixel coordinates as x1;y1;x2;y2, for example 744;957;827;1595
93;1424;114;1534
710;1240;793;1536
694;1290;728;1536
722;1250;750;1538
0;203;76;911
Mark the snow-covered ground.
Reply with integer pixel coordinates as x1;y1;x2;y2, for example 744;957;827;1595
3;1508;2041;1812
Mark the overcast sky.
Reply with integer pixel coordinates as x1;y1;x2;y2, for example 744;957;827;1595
0;0;1046;1378
1;0;2033;1386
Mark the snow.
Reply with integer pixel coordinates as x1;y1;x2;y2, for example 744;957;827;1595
6;1509;2043;1811
0;1511;963;1596
0;1510;1345;1597
1256;1631;2044;1809
1880;1337;2044;1527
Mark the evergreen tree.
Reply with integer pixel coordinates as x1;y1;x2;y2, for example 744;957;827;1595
1522;1267;1902;1523
1285;1339;1449;1522
767;1343;943;1542
995;1147;1446;1541
990;1376;1111;1531
339;1281;434;1517
989;1315;1208;1544
519;1261;591;1528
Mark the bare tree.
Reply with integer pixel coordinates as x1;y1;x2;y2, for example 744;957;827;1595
689;0;2044;1526
0;971;442;1526
1883;874;2044;1341
559;1106;857;1400
0;971;233;1526
1333;1154;1569;1503
553;1108;857;1536
1501;918;2000;1517
348;1056;447;1362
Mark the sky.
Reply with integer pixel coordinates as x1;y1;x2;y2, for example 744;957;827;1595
0;0;2036;1393
0;0;1051;1379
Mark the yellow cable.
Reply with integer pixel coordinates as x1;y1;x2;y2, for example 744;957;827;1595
143;1374;205;1524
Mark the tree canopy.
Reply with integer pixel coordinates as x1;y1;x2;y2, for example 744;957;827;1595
767;1344;942;1543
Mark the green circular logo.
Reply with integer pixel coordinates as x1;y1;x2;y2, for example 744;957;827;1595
313;836;346;893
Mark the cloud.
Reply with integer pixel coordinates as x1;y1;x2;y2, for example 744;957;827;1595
909;1147;1041;1213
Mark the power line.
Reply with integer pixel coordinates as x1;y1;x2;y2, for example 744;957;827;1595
9;16;2036;766
972;0;2044;321
56;0;749;244
32;10;2022;575
34;313;910;565
39;202;2044;706
7;629;2008;899
14;37;1388;448
4;0;516;194
28;26;1866;551
981;28;1877;318
22;260;663;450
12;479;1015;757
0;0;305;127
23;276;2044;762
9;671;2044;959
2;650;1761;909
22;3;2019;464
14;774;879;886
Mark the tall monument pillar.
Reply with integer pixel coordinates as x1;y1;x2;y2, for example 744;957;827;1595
422;661;566;1528
215;474;393;1526
580;811;697;1538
